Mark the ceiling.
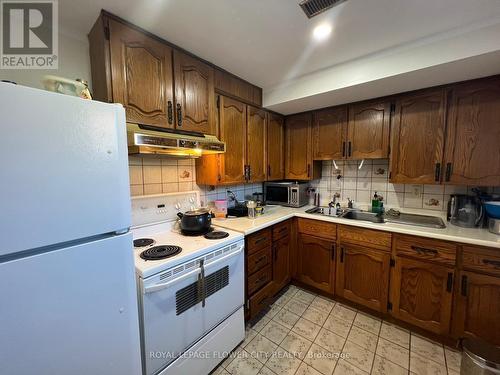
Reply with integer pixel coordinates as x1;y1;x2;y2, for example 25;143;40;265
60;0;500;113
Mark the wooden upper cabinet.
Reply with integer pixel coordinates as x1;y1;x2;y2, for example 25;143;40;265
247;106;267;182
390;257;454;335
267;113;285;181
214;68;262;107
173;50;215;135
313;106;348;160
297;233;335;294
444;79;500;186
347;100;391;159
285;113;316;180
336;244;390;313
453;271;500;346
218;96;247;184
390;89;447;184
108;19;174;128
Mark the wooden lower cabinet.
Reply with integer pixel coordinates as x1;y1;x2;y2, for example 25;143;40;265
272;235;290;294
336;244;390;313
245;221;291;320
452;271;500;345
390;256;454;335
297;233;335;294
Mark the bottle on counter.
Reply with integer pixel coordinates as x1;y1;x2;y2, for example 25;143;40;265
247;200;257;219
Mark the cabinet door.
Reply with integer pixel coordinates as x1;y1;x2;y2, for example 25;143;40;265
313;106;347;160
173;51;215;135
297;233;335;294
267;113;285;181
453;271;500;346
247;106;267;182
390;257;454;335
108;19;174;128
390;90;447;184
337;244;390;313
444;80;500;186
273;236;290;294
219;96;247;184
347;101;390;159
285;113;313;180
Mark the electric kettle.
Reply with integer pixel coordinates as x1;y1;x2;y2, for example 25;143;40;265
447;194;484;228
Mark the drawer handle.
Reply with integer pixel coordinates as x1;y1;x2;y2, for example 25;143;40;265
258;295;268;306
461;275;468;297
446;272;453;293
278;227;288;233
254;276;268;286
331;243;336;261
254;237;267;245
483;259;500;268
410;245;438;256
255;255;266;265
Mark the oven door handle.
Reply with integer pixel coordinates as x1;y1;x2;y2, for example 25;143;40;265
142;246;243;294
143;267;201;294
204;247;243;269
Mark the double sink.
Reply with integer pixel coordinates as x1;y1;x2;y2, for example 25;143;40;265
305;206;446;229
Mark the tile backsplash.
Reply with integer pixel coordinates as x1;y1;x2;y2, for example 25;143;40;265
310;159;500;212
129;157;498;212
128;157;262;206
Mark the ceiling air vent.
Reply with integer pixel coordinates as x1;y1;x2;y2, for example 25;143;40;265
299;0;347;18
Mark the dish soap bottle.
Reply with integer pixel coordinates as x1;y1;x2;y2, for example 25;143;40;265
372;192;380;212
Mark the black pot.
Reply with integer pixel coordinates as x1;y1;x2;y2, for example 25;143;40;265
177;208;212;234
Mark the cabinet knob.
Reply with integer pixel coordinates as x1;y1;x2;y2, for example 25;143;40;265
435;163;441;182
445;162;452;182
167;101;173;124
461;275;468;296
446;272;453;292
176;103;182;127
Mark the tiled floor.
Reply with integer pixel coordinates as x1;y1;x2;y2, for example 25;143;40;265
213;286;462;375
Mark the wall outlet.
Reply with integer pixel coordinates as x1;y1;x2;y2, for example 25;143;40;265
409;184;422;198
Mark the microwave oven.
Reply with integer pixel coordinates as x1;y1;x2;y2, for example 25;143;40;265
264;181;309;207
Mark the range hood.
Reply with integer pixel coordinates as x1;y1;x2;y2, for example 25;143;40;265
127;123;225;158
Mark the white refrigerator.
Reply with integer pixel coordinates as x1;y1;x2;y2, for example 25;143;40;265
0;83;142;375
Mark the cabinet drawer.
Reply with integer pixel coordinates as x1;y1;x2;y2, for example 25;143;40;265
462;246;500;277
273;220;290;241
298;218;336;240
247;265;272;295
394;234;456;266
247;246;272;275
246;228;272;255
339;225;392;251
249;281;274;318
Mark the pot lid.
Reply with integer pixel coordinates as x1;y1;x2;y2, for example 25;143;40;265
183;208;210;216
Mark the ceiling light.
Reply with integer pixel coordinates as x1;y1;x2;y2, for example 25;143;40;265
313;24;332;41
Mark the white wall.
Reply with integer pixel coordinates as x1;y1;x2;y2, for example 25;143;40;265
0;32;91;90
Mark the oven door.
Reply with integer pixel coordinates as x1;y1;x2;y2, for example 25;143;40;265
265;185;290;205
140;241;244;375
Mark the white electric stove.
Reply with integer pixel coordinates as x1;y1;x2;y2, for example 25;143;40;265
131;191;245;375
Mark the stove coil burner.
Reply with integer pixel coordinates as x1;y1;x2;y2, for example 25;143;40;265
140;245;182;260
133;238;155;247
181;227;214;236
204;231;229;240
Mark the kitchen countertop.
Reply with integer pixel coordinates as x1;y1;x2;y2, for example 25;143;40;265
212;205;500;249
